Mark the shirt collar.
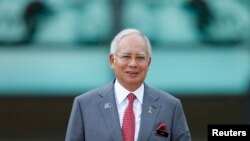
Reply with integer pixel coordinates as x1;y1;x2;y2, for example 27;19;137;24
114;79;144;105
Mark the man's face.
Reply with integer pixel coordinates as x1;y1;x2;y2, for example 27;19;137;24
110;33;151;91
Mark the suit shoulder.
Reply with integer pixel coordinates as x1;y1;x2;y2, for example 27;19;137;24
75;83;112;101
148;86;181;103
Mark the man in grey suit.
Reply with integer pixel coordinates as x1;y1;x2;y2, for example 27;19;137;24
66;29;191;141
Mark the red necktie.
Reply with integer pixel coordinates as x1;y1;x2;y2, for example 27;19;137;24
122;93;136;141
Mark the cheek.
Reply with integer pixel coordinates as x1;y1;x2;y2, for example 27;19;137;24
113;62;126;71
141;65;150;71
116;61;127;68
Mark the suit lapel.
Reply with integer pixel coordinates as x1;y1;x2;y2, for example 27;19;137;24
138;84;161;141
97;83;123;141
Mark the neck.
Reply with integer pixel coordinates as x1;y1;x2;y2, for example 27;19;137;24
116;80;143;92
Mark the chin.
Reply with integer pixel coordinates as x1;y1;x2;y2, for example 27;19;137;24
127;79;143;85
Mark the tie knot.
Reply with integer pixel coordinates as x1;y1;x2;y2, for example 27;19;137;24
127;93;136;103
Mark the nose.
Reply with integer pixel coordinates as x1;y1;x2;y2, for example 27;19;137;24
128;58;137;67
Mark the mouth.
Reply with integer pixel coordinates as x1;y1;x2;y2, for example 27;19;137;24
126;71;139;77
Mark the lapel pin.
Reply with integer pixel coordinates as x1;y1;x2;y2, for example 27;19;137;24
148;106;153;114
104;103;111;109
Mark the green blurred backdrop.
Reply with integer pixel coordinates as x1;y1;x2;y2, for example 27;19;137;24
0;0;250;141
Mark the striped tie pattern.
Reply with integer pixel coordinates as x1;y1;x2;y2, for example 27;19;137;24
122;93;136;141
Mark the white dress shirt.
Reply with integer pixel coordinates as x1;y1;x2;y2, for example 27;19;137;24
114;80;144;141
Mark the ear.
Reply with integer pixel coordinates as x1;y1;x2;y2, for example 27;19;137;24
146;57;151;71
148;57;151;66
109;54;115;69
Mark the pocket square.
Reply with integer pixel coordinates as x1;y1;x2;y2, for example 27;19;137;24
156;122;169;137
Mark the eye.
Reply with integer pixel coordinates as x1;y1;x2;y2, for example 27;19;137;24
137;56;145;61
120;55;130;61
122;55;129;58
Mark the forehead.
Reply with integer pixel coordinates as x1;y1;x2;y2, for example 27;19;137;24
116;33;149;54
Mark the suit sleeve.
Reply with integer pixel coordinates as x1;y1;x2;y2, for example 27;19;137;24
65;97;85;141
171;100;191;141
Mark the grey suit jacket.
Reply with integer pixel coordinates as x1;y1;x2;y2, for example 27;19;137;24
65;81;191;141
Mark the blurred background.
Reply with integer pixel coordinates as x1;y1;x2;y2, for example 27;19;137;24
0;0;249;140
